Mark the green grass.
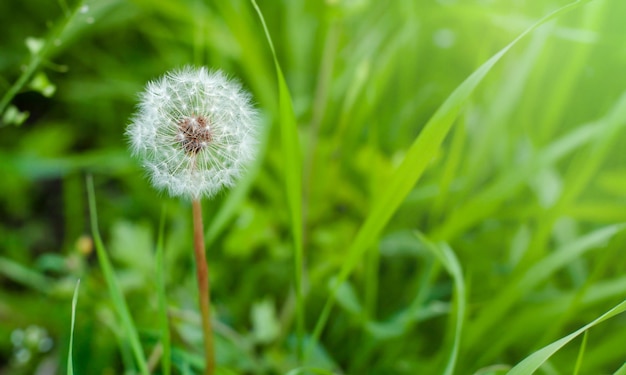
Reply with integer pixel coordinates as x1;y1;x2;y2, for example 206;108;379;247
251;0;306;361
87;175;149;374
67;279;80;375
156;205;171;375
1;0;626;374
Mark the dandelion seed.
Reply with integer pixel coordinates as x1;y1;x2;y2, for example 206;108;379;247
126;66;258;199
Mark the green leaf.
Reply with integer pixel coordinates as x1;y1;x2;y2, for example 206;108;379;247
29;72;57;98
25;37;45;55
1;105;29;127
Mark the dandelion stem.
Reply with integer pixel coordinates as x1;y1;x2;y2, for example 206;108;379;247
192;199;215;375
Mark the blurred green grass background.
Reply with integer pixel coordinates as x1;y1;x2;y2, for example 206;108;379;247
1;0;626;374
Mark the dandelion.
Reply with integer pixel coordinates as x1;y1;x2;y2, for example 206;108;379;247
126;66;259;375
127;66;258;199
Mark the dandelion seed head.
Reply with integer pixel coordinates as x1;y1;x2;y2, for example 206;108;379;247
126;66;259;199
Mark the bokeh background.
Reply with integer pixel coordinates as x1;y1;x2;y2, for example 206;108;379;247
1;0;626;374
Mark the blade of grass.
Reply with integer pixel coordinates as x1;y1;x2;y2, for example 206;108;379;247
86;175;149;375
525;89;626;262
467;224;625;348
430;115;618;241
0;256;52;293
418;234;466;375
251;0;305;362
285;367;337;375
67;279;80;375
475;240;626;366
535;1;606;142
309;0;595;355
614;362;626;375
156;205;171;375
573;330;588;375
463;24;552;191
507;299;626;375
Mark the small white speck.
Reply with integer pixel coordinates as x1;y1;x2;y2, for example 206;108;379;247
80;5;89;13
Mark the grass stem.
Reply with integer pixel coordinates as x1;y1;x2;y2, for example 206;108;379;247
192;199;215;375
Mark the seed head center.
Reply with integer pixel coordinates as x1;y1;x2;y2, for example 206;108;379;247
177;115;212;155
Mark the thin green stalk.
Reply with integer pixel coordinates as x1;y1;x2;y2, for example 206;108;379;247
573;331;588;375
192;199;215;375
0;0;87;120
419;235;465;375
156;205;171;375
67;279;80;375
508;299;626;375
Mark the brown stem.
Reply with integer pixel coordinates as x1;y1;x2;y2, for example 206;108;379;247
192;199;215;375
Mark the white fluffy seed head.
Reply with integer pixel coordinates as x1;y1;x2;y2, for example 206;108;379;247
126;66;259;199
